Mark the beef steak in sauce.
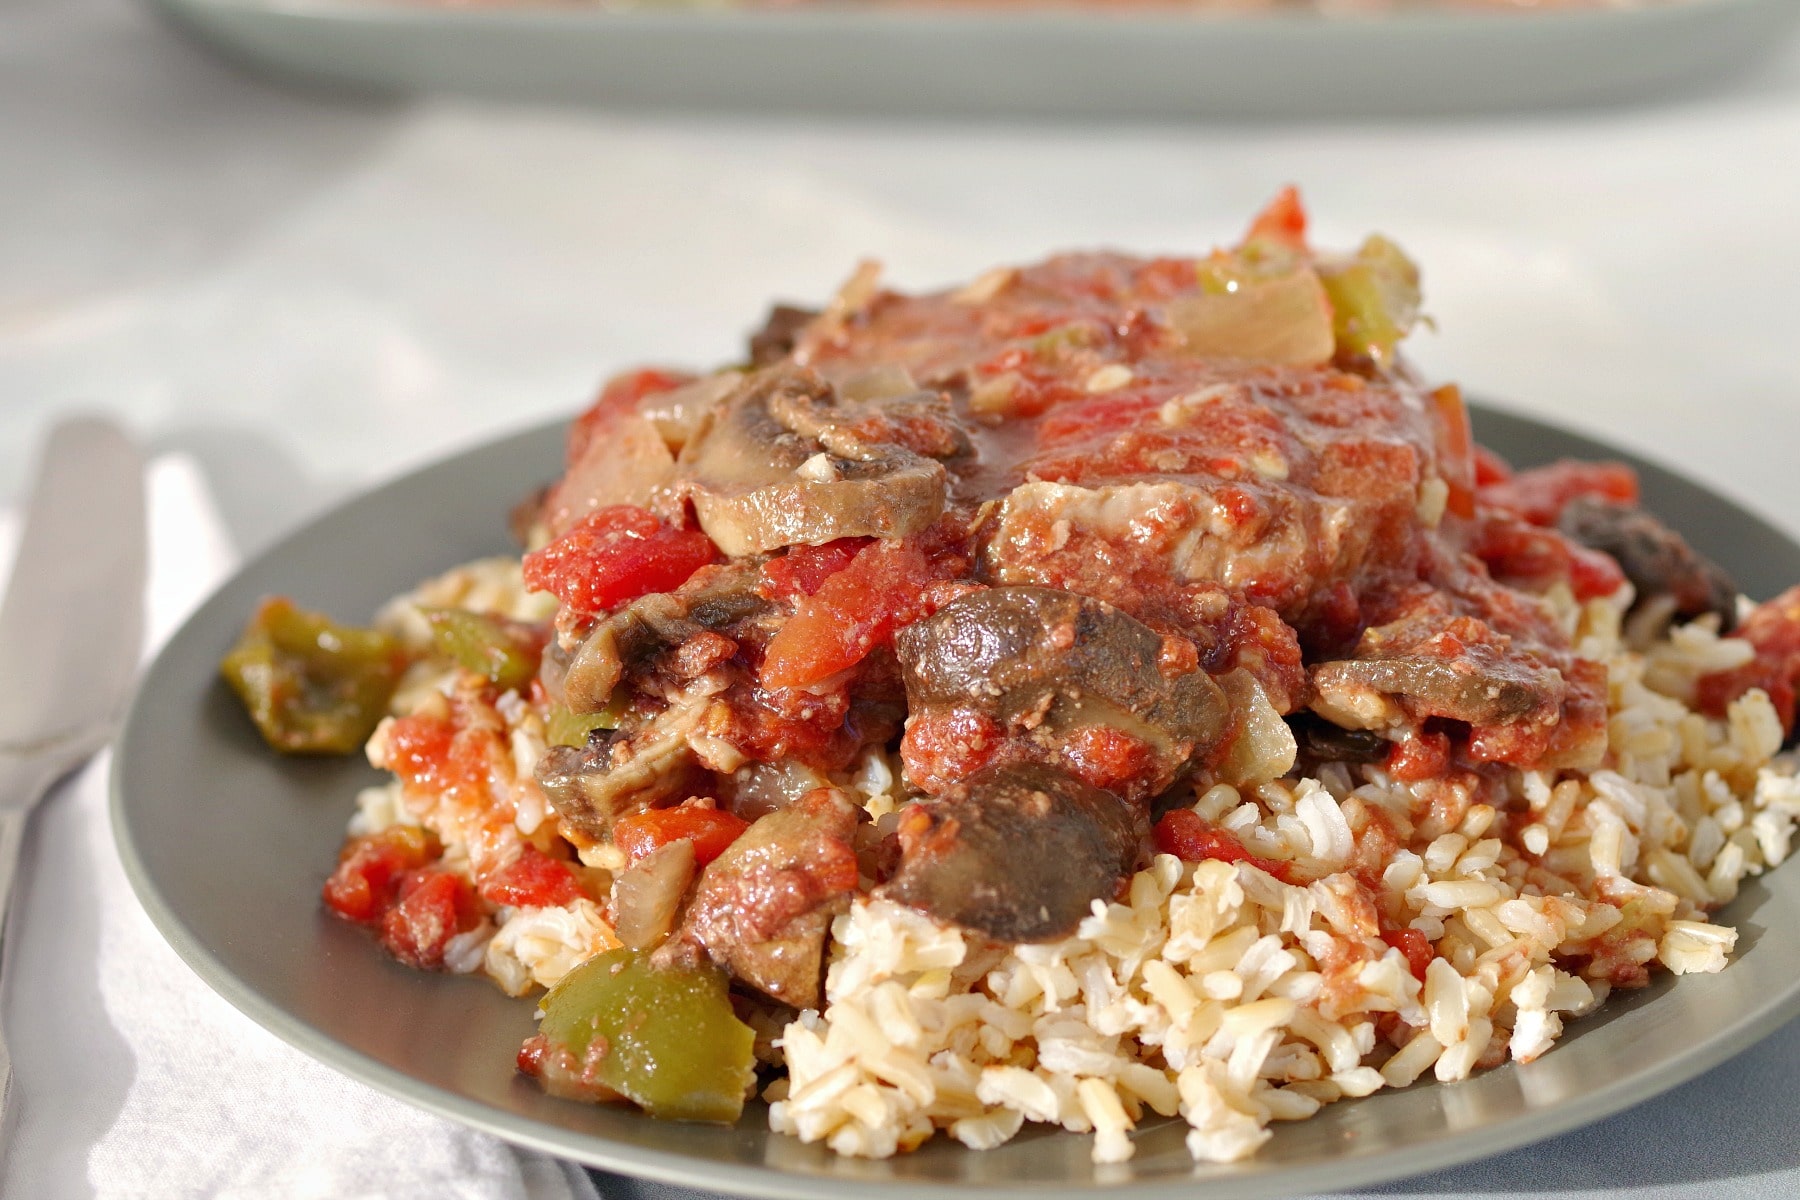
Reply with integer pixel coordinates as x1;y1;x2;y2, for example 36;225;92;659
522;207;1686;983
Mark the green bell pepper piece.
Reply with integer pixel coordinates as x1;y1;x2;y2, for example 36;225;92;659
221;596;404;755
537;948;757;1123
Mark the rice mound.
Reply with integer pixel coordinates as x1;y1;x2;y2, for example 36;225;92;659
767;588;1798;1164
353;562;1800;1166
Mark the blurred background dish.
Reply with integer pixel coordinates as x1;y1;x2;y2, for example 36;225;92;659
153;0;1800;119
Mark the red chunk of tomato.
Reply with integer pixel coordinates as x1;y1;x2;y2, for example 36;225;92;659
1472;444;1513;487
1473;515;1626;602
1477;459;1639;527
760;539;944;690
479;844;586;909
1430;385;1477;520
1060;724;1157;795
381;870;481;969
384;711;496;803
1153;809;1296;883
1387;728;1450;784
1697;584;1800;733
760;538;873;601
523;505;719;617
566;368;692;468
1380;925;1436;983
1243;185;1309;251
322;826;442;924
613;803;750;868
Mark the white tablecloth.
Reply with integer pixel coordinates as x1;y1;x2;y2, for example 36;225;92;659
5;0;1800;1194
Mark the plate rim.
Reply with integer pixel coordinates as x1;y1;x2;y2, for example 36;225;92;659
176;0;1774;34
110;404;1800;1199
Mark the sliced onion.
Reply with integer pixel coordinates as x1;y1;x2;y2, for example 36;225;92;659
611;838;697;951
639;371;743;453
1168;268;1335;367
837;364;918;403
1218;668;1298;787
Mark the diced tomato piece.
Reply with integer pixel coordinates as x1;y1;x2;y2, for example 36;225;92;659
1430;385;1477;520
1243;185;1309;251
1697;584;1800;733
381;870;482;969
760;539;944;690
1477;459;1639;527
1061;725;1157;795
384;711;497;802
566;368;692;468
383;713;455;789
1472;444;1513;487
523;505;719;617
1473;515;1627;602
1387;728;1450;783
516;1034;550;1077
760;538;874;601
322;826;443;924
899;709;1005;795
479;844;586;909
612;803;751;868
1380;925;1436;983
1153;809;1296;883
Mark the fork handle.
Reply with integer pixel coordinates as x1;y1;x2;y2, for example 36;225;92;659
0;765;50;1145
0;755;60;932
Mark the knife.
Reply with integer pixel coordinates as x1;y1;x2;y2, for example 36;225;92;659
0;416;147;1137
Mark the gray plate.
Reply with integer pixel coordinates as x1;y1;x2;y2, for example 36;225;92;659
112;405;1800;1199
150;0;1800;119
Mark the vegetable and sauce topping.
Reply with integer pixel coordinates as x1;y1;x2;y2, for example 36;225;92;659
223;189;1790;1131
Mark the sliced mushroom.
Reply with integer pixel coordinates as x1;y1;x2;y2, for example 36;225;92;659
676;367;947;557
1310;653;1552;729
672;787;861;1009
896;586;1229;800
767;377;972;461
1558;497;1738;631
557;563;768;714
1288;711;1389;766
878;763;1146;944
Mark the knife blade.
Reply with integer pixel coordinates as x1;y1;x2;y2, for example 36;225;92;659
0;417;148;753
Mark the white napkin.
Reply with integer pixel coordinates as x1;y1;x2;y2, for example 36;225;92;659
0;454;601;1200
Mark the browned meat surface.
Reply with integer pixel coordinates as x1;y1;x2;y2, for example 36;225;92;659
896;586;1229;801
789;259;1446;625
749;304;820;366
536;726;706;848
1558;497;1738;630
877;763;1148;943
671;787;861;1008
